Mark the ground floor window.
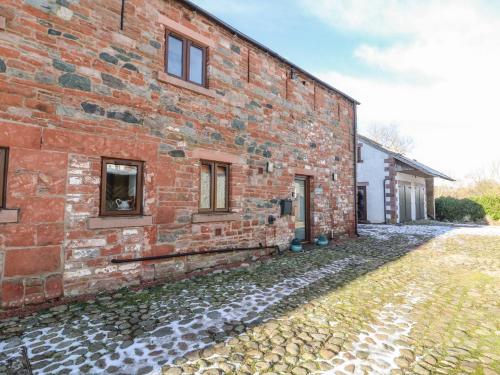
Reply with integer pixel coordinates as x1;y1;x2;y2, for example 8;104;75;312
200;161;229;212
100;158;144;216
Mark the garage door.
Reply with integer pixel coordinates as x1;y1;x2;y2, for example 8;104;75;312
415;185;425;220
398;184;412;222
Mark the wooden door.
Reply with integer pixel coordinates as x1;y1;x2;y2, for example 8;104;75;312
398;184;412;222
294;176;310;242
415;185;425;220
357;186;367;223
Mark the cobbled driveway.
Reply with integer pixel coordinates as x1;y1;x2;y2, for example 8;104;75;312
1;224;499;375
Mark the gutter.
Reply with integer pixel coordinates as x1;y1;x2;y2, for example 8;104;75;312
181;0;360;105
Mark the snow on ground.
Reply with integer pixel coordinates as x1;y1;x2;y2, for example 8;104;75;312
359;223;500;241
324;284;425;374
0;256;366;375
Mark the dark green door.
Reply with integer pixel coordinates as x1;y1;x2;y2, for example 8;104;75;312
399;184;412;222
415;186;425;220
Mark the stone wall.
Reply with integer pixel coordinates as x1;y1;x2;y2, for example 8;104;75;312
0;0;356;309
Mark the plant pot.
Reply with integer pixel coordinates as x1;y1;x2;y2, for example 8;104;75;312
290;238;302;252
317;235;329;246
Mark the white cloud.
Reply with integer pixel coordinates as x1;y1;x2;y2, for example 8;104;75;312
299;0;500;182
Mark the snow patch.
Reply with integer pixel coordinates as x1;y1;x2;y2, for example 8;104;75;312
0;256;365;375
323;285;425;374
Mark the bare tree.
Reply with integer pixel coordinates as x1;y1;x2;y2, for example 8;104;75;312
366;124;414;154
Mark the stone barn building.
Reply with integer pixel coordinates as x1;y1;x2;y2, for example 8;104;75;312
0;0;358;309
356;135;454;224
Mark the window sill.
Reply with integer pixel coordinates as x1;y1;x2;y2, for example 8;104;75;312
88;215;153;229
192;212;240;223
0;209;19;224
157;71;216;98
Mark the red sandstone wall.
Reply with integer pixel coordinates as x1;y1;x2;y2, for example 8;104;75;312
0;0;356;308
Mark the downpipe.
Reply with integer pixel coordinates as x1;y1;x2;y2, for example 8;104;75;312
111;243;281;264
353;103;359;236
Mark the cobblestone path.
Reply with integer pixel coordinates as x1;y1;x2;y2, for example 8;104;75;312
1;224;499;375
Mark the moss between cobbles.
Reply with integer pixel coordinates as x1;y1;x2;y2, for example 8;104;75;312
162;233;499;375
1;230;498;374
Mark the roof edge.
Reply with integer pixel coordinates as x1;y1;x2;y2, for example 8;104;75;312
358;134;455;181
181;0;360;105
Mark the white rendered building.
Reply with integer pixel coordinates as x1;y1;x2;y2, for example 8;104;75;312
356;135;454;224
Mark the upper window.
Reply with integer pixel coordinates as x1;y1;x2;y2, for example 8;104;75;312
165;32;207;86
0;148;8;208
100;158;144;216
200;161;229;212
357;146;363;163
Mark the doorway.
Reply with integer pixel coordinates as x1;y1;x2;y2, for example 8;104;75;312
294;176;310;242
398;183;412;222
357;186;367;223
415;185;425;220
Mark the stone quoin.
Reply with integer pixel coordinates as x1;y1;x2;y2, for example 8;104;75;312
0;0;358;309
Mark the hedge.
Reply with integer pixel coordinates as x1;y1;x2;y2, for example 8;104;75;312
471;195;500;221
435;196;486;222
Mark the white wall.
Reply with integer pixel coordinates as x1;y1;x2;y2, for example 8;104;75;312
395;173;427;222
357;141;388;223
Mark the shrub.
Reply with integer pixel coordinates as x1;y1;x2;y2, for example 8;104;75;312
435;196;486;222
472;195;500;221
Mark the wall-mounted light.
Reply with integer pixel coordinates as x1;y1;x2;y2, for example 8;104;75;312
332;172;338;181
266;161;274;173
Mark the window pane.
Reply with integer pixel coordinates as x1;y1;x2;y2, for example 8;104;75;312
167;35;183;77
200;164;212;209
189;45;203;85
106;163;138;212
216;165;227;209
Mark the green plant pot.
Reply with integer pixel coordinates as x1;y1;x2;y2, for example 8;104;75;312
290;239;302;252
317;235;328;246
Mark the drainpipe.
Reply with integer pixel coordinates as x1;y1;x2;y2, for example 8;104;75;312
120;0;126;30
353;104;359;236
111;243;281;264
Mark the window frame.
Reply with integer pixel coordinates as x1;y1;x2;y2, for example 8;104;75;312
100;157;144;217
0;147;8;209
357;146;363;163
199;160;230;213
165;31;207;87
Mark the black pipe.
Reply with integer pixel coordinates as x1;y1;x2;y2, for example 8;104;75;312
120;0;125;30
21;346;33;375
353;103;359;236
111;243;281;264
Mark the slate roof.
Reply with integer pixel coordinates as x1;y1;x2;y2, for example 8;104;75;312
358;135;455;181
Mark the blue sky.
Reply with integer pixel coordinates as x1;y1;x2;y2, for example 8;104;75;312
191;0;500;184
190;0;390;78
